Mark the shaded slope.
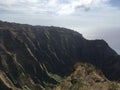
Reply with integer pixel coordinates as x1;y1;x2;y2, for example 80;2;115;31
0;21;120;89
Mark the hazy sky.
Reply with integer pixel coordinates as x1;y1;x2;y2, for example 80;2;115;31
0;0;120;54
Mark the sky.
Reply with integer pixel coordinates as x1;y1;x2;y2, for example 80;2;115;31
0;0;120;54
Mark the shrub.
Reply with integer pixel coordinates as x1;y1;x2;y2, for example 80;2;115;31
109;83;119;90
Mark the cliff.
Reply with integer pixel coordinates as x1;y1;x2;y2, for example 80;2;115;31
0;21;120;90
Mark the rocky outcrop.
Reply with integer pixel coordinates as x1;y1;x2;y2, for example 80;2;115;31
54;63;120;90
0;21;120;89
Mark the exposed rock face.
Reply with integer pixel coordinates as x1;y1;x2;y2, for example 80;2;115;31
0;21;120;90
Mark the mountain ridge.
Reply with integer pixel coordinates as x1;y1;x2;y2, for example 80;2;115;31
0;21;120;90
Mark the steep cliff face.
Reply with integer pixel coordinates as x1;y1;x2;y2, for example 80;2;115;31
0;21;120;90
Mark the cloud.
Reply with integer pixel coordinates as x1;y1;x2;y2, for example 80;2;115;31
0;0;120;54
0;0;110;15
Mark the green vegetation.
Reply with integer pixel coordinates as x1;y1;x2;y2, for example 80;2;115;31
47;72;63;82
53;63;120;90
43;81;56;90
86;63;95;74
70;79;85;90
109;83;119;90
22;85;31;90
44;72;64;89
